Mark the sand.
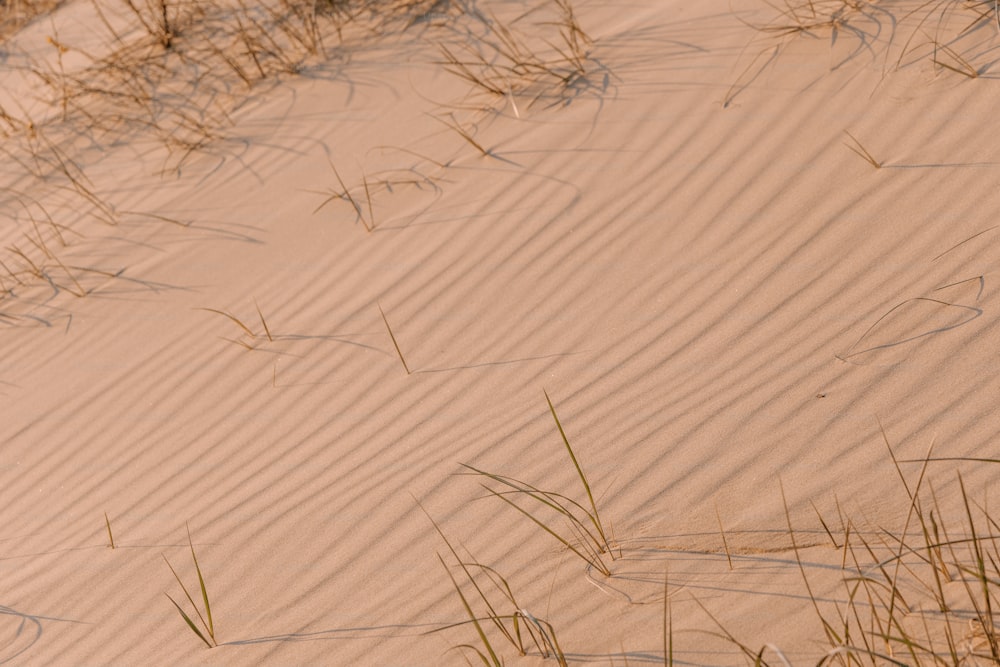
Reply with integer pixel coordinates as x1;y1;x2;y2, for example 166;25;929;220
1;0;999;664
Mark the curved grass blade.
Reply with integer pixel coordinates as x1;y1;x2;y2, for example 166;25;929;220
197;307;255;338
438;553;501;666
482;484;610;575
463;465;607;559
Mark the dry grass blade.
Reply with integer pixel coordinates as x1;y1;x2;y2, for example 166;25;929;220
690;594;772;665
197;307;255;338
377;301;411;375
811;500;840;549
779;479;843;649
843;130;881;169
361;172;376;231
419;502;519;649
958;472;1000;660
715;504;733;570
314;159;371;231
105;512;115;549
930;37;979;78
432;113;491;158
254;298;273;342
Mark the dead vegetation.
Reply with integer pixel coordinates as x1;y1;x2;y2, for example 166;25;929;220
725;0;1000;106
0;0;600;319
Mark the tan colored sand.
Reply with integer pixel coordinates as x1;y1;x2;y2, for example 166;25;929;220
1;0;999;664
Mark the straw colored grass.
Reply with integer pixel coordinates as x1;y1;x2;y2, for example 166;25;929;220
843;130;882;169
687;432;1000;665
377;301;411;375
104;512;115;550
198;301;276;349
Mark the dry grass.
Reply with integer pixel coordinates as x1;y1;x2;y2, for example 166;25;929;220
197;302;275;350
689;434;1000;666
104;512;116;549
433;0;596;108
727;0;997;107
0;0;597;316
377;301;411;375
843;130;882;169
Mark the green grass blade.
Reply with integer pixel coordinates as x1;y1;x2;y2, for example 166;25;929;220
186;523;214;642
165;593;213;649
461;464;589;524
484;484;610;575
163;554;211;637
415;500;517;648
462;462;609;563
438;553;501;667
543;389;610;550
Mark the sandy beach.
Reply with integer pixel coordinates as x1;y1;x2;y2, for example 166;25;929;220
2;0;1000;664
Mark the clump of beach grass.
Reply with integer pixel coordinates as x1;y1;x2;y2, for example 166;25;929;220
419;501;567;665
689;429;1000;665
843;130;882;169
163;523;216;649
463;389;616;576
197;300;274;350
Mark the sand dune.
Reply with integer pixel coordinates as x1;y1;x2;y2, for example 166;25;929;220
2;0;1000;664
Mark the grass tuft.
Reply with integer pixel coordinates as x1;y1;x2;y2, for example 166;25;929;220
163;523;216;648
420;500;566;665
843;130;882;169
462;389;615;576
